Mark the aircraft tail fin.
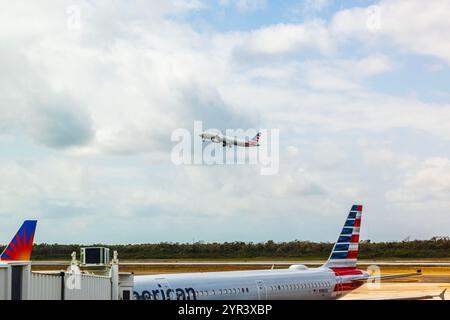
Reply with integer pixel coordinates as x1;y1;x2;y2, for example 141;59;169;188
251;132;261;143
0;220;37;261
323;205;363;269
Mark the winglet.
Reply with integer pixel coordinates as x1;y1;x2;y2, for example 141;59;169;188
439;289;446;300
0;220;37;261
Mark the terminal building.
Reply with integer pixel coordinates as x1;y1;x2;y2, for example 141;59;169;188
0;247;134;300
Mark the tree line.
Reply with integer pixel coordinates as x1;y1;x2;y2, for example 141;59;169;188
2;239;449;261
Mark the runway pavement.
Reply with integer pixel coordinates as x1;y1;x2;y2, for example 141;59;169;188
343;283;450;300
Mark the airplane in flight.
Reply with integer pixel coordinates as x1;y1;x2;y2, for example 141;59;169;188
1;220;37;261
133;205;446;300
200;131;261;147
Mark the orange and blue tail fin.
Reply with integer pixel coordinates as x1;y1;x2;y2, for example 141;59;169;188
323;205;362;269
1;220;37;261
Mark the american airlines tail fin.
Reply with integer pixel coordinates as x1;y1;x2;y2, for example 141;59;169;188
323;205;363;269
0;220;37;261
251;132;262;143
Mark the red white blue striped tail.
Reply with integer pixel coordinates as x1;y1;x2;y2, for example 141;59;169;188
251;132;261;143
323;205;363;268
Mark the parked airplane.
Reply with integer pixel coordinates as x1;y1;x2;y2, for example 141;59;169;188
0;220;37;261
200;132;261;147
133;205;444;300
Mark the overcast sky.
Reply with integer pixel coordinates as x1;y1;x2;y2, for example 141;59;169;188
1;0;450;245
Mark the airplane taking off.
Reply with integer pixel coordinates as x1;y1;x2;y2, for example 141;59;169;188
133;205;445;300
200;132;261;147
1;220;37;261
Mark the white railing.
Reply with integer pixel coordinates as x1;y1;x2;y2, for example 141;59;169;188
63;273;111;300
0;266;8;300
28;272;111;300
30;273;62;300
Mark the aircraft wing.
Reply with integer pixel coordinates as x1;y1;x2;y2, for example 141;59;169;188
351;270;422;282
367;289;446;300
351;271;447;300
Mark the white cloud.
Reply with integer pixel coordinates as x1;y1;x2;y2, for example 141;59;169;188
303;0;332;14
0;1;250;155
233;20;333;58
386;157;450;205
331;0;450;65
296;54;394;91
219;0;267;12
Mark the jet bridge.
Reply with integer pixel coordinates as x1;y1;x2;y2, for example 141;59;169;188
0;248;134;300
